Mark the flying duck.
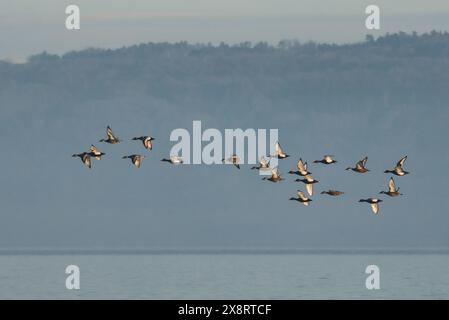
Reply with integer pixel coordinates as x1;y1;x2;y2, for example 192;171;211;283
359;198;383;214
384;156;409;176
161;155;183;165
346;156;369;173
262;168;284;182
72;152;92;169
288;158;311;176
89;145;105;160
314;155;337;165
295;174;319;196
380;177;402;197
321;190;344;196
132;136;155;150
123;154;145;168
99;126;120;144
251;156;270;171
289;190;312;206
222;154;240;169
272;141;290;159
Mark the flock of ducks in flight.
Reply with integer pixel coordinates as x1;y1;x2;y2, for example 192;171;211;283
73;126;410;215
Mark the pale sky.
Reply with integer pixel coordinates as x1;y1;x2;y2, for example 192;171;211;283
1;0;449;62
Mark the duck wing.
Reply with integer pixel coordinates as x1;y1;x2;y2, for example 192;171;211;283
388;177;396;192
275;142;284;155
133;157;141;168
362;156;368;167
356;157;368;170
82;153;91;169
260;157;269;167
90;145;103;159
396;155;407;169
297;191;307;200
90;145;99;154
107;126;118;140
171;155;183;164
306;183;313;196
271;167;281;179
370;202;379;214
144;137;153;150
297;158;307;172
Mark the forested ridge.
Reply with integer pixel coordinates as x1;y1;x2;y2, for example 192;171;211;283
1;31;448;111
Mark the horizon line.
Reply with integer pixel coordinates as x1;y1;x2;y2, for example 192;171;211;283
1;246;448;256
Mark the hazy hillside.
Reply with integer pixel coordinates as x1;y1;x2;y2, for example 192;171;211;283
2;31;449;111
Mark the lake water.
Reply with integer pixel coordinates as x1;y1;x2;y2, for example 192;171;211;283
0;252;448;299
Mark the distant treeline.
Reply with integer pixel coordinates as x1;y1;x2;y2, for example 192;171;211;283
1;31;448;110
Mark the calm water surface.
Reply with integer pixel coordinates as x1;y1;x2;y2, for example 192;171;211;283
0;253;448;299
